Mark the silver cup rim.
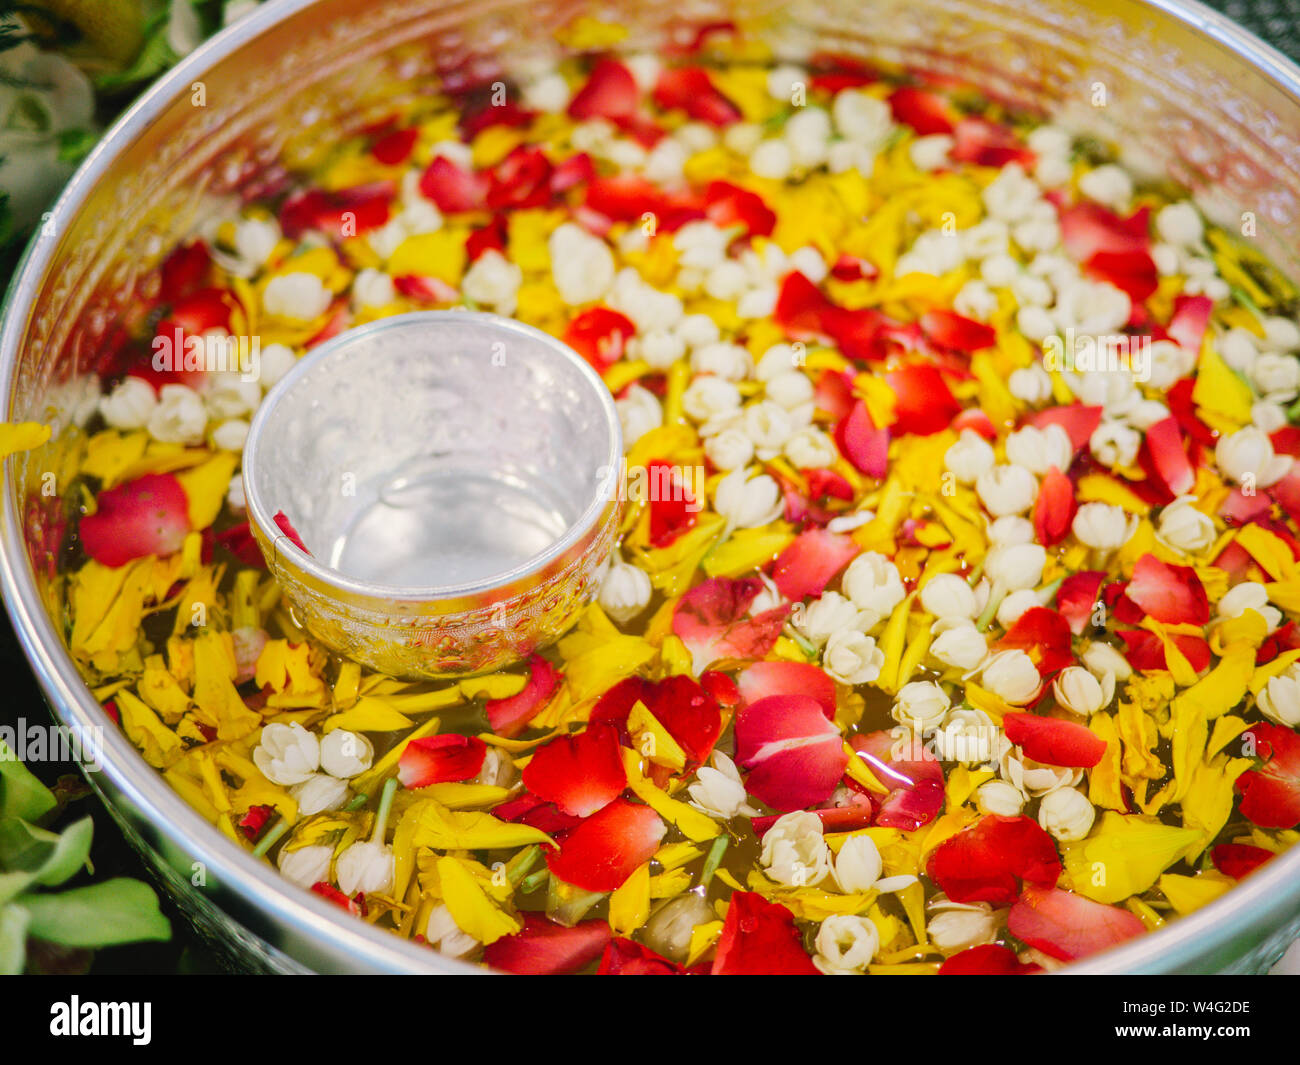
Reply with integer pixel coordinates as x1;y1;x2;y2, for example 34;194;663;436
242;309;623;603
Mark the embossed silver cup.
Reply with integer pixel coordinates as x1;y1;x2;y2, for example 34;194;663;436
241;311;622;678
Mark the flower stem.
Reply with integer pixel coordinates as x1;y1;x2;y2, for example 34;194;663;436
975;582;1005;632
699;834;729;889
252;816;288;859
371;777;398;843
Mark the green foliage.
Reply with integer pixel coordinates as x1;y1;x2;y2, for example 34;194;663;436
0;739;170;974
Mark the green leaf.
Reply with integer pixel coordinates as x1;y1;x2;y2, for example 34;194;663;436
19;878;171;948
93;22;179;93
0;870;37;907
33;817;94;887
0;742;56;822
57;127;99;165
0;904;29;976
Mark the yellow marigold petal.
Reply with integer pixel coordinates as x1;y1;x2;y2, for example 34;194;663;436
628;701;687;771
322;697;413;733
1158;871;1235;915
620;747;719;842
0;420;51;457
1061;812;1202;904
608;861;651;937
437;856;521;946
174;451;240;530
115;690;183;769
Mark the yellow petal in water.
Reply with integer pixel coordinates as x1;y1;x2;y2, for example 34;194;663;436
322;697;413;733
80;430;149;487
685;919;724;968
1192;343;1253;427
608;861;651;937
387;231;466;286
1087;712;1127;813
115;690;183;769
620;747;719;842
1158;871;1235;915
437;856;520;945
174;451;239;530
408;800;555;851
1061;812;1202;904
702;524;795;578
0;420;51;457
628;701;687;771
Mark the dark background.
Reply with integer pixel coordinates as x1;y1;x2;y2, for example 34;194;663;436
2;0;1299;975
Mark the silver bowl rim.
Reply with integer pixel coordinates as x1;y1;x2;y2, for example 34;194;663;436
242;309;622;601
0;0;1298;974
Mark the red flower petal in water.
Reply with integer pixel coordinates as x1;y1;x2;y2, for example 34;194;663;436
919;308;997;353
1117;629;1212;674
751;799;874;836
568;58;640;121
549;152;595;196
393;274;458;304
484;915;611;975
279;185;392;239
81;473;192;567
1056;570;1106;635
645;459;698;548
672;576;790;671
738;660;837;720
486;145;554;210
238;804;275;841
734;694;848;811
1211;843;1275;880
711;891;820;975
1059;202;1151;263
1029;403;1104;454
1007;885;1145;962
652;66;741;126
418;155;489;213
886;364;961;436
597;938;685;975
949;117;1035;169
835;399;890;479
273;510;310;555
1125;553;1209;625
700;669;740;709
849;730;944;831
703;180;776;238
521;723;626;817
938;943;1040;975
466;214;508;261
1085;248;1158;302
493;793;582;837
311;881;361;916
1236;723;1300;829
371;127;418;166
216;521;268;569
563;306;636;374
771;528;860;601
926;815;1062;906
1142;416;1196;497
485;654;560;737
1166;294;1213;356
158;241;211;303
1002;712;1106;768
887;86;960;135
996;607;1073;676
545;799;666;892
397;734;488;787
774;270;836;340
589;674;724;765
1033;466;1077;547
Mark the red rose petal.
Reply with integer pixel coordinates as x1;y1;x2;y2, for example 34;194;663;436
738;660;837;720
545;799;666;892
672;577;790;671
926;815;1062;906
521;723;627;818
1236;723;1300;829
996;607;1073;676
1007;884;1145;962
597;938;686;975
1002;712;1106;768
712;891;819;975
645;458;698;548
484;915;611;975
1033;466;1077;547
771;528;861;601
418;155;489;213
949;116;1035;169
1143;416;1196;497
272;510;310;555
939;943;1040;975
652;66;741;126
919;308;997;353
835;399;890;479
568;58;640;121
735;694;848;811
888;86;960;135
1056;570;1106;635
849;730;945;831
485;654;560;737
397;734;488;787
81;473;192;568
1125;553;1210;625
1211;843;1275;880
563;306;636;374
886;364;961;436
703;180;776;238
1029;404;1104;454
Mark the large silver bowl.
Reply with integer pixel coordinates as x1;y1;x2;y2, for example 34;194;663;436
4;0;1300;974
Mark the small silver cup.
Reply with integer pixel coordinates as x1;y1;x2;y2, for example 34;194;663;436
242;311;623;679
